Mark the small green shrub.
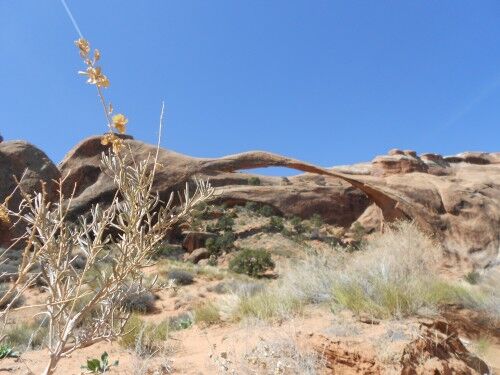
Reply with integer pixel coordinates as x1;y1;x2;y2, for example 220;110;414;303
290;216;306;234
0;345;19;359
464;270;481;285
169;312;193;331
265;216;285;233
229;249;275;277
166;268;195;285
245;201;260;212
309;213;323;228
81;352;118;373
258;205;275;217
351;222;366;242
153;244;183;259
248;177;261;186
205;231;236;256
216;215;235;232
194;302;220;326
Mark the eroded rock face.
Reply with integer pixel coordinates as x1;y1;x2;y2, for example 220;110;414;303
401;319;489;375
372;150;429;176
0;141;60;247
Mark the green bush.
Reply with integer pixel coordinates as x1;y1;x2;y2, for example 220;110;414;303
205;231;236;255
266;216;285;233
229;249;275;277
245;201;260;212
216;215;235;232
248;177;261;186
258;205;275;217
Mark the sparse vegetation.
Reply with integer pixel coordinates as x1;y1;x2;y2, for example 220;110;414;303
169;312;193;331
194;301;220;326
120;314;170;355
121;284;157;313
265;215;285;233
229;249;275;277
205;231;236;256
216;214;235;232
258;205;275;217
0;345;19;359
166;268;195;285
3;321;48;351
464;270;481;285
81;352;118;374
244;201;260;212
231;222;486;322
248;177;261;186
309;213;323;228
331;222;482;318
290;216;307;235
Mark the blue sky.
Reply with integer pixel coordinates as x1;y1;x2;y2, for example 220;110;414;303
1;1;499;175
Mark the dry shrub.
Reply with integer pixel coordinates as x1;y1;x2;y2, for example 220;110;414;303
0;35;214;375
331;221;479;318
232;221;483;321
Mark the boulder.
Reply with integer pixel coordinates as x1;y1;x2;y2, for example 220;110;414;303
185;247;210;263
0;141;60;247
182;231;216;253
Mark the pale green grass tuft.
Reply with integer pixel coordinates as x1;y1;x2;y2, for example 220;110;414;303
194;302;221;326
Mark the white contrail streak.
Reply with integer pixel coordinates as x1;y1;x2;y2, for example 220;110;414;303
59;0;84;38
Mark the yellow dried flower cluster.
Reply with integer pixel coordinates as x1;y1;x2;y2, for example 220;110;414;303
75;38;128;153
0;204;10;225
101;133;124;153
112;113;128;134
76;38;109;88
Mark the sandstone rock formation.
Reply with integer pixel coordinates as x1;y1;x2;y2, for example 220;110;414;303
57;136;499;271
0;141;60;247
1;136;498;272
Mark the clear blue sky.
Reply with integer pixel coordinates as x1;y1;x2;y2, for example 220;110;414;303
1;1;499;175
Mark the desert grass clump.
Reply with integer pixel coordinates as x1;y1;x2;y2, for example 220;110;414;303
194;301;220;326
234;288;303;321
120;314;170;355
331;221;479;318
229;249;275;277
3;321;48;351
